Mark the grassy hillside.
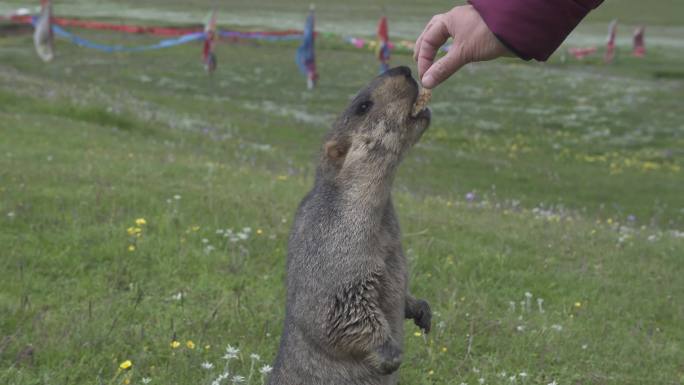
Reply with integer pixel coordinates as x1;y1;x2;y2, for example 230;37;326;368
1;10;683;385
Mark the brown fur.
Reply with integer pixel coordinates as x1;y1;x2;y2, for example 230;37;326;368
268;67;432;385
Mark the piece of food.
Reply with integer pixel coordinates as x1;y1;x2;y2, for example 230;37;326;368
411;88;432;117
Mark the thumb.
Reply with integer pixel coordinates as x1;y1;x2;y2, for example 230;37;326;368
421;46;467;89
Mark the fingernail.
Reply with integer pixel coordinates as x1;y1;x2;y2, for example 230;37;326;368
422;74;435;89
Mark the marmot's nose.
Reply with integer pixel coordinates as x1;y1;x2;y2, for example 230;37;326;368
385;66;412;79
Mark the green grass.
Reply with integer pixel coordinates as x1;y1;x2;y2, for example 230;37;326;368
1;9;683;385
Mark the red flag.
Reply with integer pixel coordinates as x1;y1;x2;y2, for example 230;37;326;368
203;10;217;73
377;16;388;43
376;16;390;72
604;19;617;63
632;26;645;57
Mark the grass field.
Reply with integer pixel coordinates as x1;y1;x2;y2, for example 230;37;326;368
1;2;683;385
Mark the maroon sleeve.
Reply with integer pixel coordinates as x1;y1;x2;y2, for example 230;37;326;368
468;0;603;61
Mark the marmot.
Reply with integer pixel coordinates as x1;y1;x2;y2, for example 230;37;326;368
269;66;432;385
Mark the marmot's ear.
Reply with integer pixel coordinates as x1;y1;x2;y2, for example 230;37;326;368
324;139;350;161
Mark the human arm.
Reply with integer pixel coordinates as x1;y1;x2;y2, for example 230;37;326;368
414;0;604;89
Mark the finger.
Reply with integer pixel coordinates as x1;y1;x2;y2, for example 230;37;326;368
421;45;466;89
413;16;437;62
413;25;429;62
416;19;451;81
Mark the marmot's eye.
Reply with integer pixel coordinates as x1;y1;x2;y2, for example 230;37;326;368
356;101;373;115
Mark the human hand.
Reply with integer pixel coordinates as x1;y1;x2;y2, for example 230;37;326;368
414;5;511;89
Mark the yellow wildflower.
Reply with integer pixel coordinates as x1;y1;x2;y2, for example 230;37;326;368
124;378;130;385
441;347;448;353
136;218;147;226
170;340;181;349
128;245;136;252
414;331;422;337
119;360;132;370
186;340;195;349
127;227;142;237
276;175;288;181
574;301;582;308
191;225;200;232
205;344;211;350
641;161;660;171
256;229;263;235
428;370;434;376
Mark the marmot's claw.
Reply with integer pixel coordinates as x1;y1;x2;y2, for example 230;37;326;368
373;339;403;375
413;299;432;333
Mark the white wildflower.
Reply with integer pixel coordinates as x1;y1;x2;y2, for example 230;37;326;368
516;325;525;332
551;324;563;331
7;211;15;218
478;378;485;384
174;194;181;200
231;375;245;383
142;378;151;384
202;238;209;244
218;372;230;381
202;361;214;370
537;298;545;313
548;381;557;385
250;353;261;361
242;227;252;233
259;365;273;374
223;344;240;360
519;372;528;378
171;292;183;301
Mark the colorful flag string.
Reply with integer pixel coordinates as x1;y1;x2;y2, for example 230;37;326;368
51;24;205;52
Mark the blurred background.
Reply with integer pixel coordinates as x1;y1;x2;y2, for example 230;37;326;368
1;1;682;384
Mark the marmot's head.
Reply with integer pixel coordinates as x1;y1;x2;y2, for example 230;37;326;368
322;66;431;181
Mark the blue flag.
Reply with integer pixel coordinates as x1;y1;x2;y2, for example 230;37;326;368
296;10;315;74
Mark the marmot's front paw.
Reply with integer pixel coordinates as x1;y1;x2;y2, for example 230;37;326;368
372;339;403;375
412;299;432;333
